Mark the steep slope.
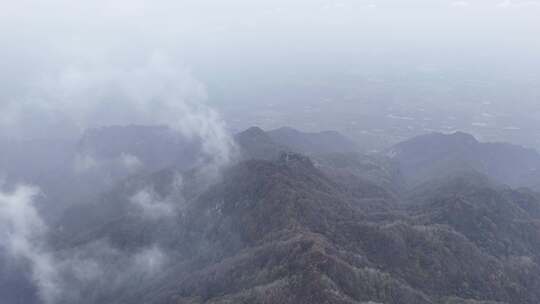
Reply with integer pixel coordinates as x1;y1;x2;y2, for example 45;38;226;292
235;127;401;197
314;152;404;194
153;158;540;304
408;171;540;261
7;127;540;304
405;171;540;304
234;126;289;161
51;153;540;304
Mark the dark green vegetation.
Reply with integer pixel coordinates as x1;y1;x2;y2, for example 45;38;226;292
4;127;540;304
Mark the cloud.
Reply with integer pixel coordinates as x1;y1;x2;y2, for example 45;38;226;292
129;172;188;220
73;154;99;173
0;185;61;304
0;183;173;303
3;52;237;172
130;188;175;219
1;0;239;172
132;246;167;275
119;153;144;172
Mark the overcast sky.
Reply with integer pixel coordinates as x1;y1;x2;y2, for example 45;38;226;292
1;0;539;140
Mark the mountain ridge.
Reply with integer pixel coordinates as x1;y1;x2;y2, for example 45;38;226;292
4;127;540;304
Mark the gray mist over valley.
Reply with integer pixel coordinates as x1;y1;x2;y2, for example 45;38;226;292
1;1;540;304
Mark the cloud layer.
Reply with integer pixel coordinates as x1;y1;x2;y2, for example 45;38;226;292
0;183;174;304
0;185;60;304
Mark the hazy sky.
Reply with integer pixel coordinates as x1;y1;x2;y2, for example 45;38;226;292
1;0;540;143
0;3;540;300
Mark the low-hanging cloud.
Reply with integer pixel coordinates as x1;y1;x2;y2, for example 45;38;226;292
130;188;176;219
0;183;173;304
2;1;240;173
0;185;61;304
2;52;237;169
1;9;237;298
119;153;144;172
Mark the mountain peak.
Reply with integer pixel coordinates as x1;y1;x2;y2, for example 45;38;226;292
235;126;273;144
449;131;478;143
234;126;289;161
239;126;267;136
390;130;540;188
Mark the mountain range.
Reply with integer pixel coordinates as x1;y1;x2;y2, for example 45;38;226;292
2;126;540;304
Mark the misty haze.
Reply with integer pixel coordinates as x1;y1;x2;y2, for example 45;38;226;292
1;1;540;304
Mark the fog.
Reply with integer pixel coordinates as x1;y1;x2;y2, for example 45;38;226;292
2;0;540;148
1;1;540;303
